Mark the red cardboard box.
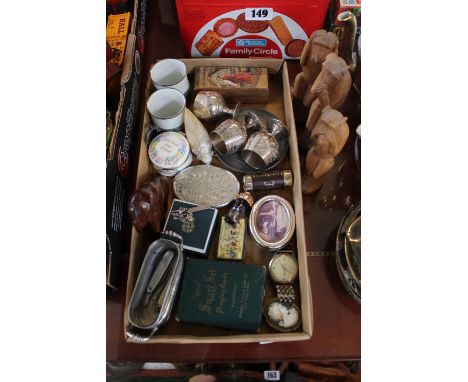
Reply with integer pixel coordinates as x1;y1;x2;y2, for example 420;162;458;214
175;0;329;59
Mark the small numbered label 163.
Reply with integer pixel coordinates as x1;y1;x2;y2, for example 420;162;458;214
245;8;274;21
264;370;280;380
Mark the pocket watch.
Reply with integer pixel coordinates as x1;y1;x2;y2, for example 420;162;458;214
268;251;299;303
264;251;301;332
263;298;301;332
269;252;299;284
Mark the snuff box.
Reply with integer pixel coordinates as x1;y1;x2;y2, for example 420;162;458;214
173;164;240;208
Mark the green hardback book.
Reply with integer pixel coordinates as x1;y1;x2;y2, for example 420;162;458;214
177;258;266;332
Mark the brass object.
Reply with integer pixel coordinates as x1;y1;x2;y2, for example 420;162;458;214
337;11;357;73
237;191;254;207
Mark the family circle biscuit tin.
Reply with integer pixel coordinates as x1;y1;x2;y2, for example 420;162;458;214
175;0;329;59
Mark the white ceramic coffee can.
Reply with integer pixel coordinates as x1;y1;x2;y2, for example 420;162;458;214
146;88;186;131
150;59;190;96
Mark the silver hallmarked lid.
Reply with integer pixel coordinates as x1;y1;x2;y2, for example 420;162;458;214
173;164;240;208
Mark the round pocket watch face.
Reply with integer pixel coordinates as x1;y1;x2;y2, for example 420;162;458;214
264;299;301;332
269;253;299;284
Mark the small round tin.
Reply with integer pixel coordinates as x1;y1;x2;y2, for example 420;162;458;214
249;195;295;250
148;132;190;175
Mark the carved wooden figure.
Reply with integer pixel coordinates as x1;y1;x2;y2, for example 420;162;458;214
291;30;339;101
302;106;349;194
304;52;352;134
128;175;170;233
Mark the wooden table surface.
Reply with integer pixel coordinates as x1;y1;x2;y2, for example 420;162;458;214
107;0;361;363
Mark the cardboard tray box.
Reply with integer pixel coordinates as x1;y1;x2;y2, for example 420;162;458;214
124;58;313;343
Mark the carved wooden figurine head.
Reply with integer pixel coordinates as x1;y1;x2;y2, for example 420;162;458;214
302;106;350;194
307;30;339;65
320;53;350;84
300;30;340;85
303;51;352;120
311;106;349;156
128;175;170;233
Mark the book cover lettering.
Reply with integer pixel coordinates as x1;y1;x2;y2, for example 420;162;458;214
177;258;265;332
